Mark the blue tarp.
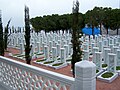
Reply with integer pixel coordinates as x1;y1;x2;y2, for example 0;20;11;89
82;27;100;35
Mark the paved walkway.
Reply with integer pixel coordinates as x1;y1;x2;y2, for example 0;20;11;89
3;47;120;90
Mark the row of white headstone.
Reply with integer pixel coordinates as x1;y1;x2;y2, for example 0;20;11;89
81;34;120;74
8;30;73;63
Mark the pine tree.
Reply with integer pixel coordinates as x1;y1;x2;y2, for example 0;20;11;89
24;6;31;64
71;0;83;76
4;19;11;50
0;10;4;56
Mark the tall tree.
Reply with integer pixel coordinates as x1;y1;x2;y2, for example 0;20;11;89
24;6;31;64
71;0;83;76
92;7;105;35
85;10;99;36
4;19;11;50
109;9;120;35
0;10;4;56
102;7;112;35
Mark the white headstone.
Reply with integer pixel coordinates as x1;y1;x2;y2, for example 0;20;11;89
44;46;50;61
92;47;99;63
56;44;60;57
37;42;41;53
52;47;57;61
113;46;119;54
20;43;24;55
60;48;66;63
108;53;116;73
95;52;102;70
103;48;111;65
117;50;120;66
83;50;89;61
64;45;69;59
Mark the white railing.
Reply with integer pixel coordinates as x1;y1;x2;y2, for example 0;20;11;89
0;56;96;90
0;56;74;90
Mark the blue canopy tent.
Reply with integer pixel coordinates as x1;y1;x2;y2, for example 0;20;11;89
82;27;100;35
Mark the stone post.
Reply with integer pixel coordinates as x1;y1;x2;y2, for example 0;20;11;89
117;49;120;66
20;43;24;55
44;46;50;61
75;60;96;90
60;48;66;63
37;42;41;53
82;50;89;61
52;47;57;61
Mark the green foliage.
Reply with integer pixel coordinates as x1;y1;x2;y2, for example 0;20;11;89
30;13;84;33
52;63;63;66
66;59;72;62
24;6;31;64
0;11;4;56
44;61;54;64
102;64;108;68
102;72;113;78
71;0;84;76
36;59;45;62
4;19;11;50
30;6;120;35
116;66;120;70
96;69;99;73
109;9;120;35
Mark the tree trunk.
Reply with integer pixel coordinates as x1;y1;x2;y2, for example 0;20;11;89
0;12;4;56
26;56;31;64
100;23;102;35
92;25;94;37
106;27;108;35
117;28;119;35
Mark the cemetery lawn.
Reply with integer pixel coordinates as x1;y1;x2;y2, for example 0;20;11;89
101;72;114;78
4;47;120;90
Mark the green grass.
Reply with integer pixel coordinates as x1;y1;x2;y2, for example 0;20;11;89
13;54;20;56
44;61;54;64
17;55;25;57
52;63;63;66
36;59;46;62
57;58;60;60
36;53;43;55
101;72;114;78
102;64;107;68
5;50;10;52
96;69;99;73
116;66;120;70
89;53;92;55
66;59;72;62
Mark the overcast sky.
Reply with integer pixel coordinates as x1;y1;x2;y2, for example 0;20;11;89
0;0;119;27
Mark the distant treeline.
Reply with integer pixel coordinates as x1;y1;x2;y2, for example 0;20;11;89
30;7;120;34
